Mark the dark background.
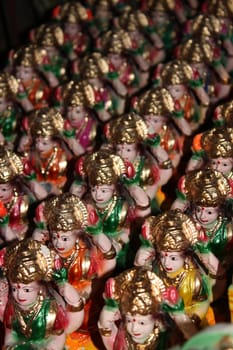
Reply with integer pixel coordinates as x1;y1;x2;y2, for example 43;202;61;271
0;0;64;67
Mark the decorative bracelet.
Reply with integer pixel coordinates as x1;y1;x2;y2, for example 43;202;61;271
103;245;116;260
159;159;173;169
136;198;151;210
98;323;112;337
67;298;84;312
17;91;28;99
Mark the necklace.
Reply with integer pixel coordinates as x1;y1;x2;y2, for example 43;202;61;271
204;216;223;240
5;190;18;214
96;195;117;221
159;264;187;289
38;147;58;178
13;296;44;338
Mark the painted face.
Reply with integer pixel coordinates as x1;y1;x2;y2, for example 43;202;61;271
32;228;50;244
11;281;41;309
52;230;78;256
0;183;13;203
160;251;185;273
167;84;187;100
210;157;233;175
194;206;219;227
16;65;34;83
109;54;123;68
116;143;138;163
45;46;58;59
152;10;168;25
125;313;155;343
35;136;55;154
64;22;80;37
67;105;86;125
191;62;207;78
144;114;166;134
91;184;115;206
69;182;87;198
129;30;142;43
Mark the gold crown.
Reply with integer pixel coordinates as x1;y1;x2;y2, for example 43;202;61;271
4;239;55;283
0;148;23;183
44;193;89;232
0;72;18;98
29;107;64;138
201;127;233;158
160;59;194;85
32;24;64;47
137;87;175;116
185;168;230;206
151;209;199;251
107;112;148;144
113;267;166;315
83;150;126;185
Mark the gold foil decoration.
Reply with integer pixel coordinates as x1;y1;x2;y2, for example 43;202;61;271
29;107;64;138
160;59;194;85
65;80;95;107
4;239;55;283
201;127;233;158
12;44;44;67
214;101;233;127
83;150;126;185
149;209;199;251
185;168;230;207
0;72;19;98
56;2;89;23
0;148;23;183
107;112;148;144
32;24;64;47
118;9;149;31
44;193;89;232
80;52;109;79
137;87;175;116
112;267;166;315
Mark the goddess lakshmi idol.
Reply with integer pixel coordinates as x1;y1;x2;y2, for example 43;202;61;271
22;107;68;201
134;209;214;335
43;192;116;350
1;238;85;350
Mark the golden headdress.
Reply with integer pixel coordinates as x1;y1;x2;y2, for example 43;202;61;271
31;23;64;47
4;239;55;283
11;44;44;67
160;59;194;85
214;101;233;127
29;107;64;139
184;168;230;207
80;52;109;79
201;127;233;158
0;72;18;99
190;14;221;38
100;29;131;54
112;267;166;315
64;80;95;108
147;0;175;12
0;148;23;183
137;87;175;116
204;0;233;18
44;192;89;232
54;2;90;23
150;209;199;251
82;150;126;185
118;9;149;31
107;112;148;144
178;38;215;64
